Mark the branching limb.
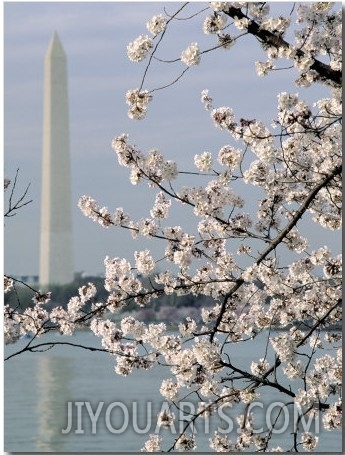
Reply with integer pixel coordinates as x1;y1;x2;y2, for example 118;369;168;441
4;169;32;218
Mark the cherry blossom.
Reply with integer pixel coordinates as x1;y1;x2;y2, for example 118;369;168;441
203;13;227;35
5;2;342;452
141;434;162;452
181;43;201;66
127;35;153;62
301;432;319;451
4;276;14;293
126;88;152;120
146;14;166;36
194;151;213;172
156;409;175;429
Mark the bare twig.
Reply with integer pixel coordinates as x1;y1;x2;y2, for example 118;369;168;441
4;169;33;217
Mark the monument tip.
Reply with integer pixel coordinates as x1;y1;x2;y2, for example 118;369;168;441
47;31;66;58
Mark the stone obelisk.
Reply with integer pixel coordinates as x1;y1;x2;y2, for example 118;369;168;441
39;32;73;286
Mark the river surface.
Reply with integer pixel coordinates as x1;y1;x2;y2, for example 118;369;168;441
4;330;342;452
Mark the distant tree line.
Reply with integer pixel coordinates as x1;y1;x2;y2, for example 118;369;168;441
4;274;213;314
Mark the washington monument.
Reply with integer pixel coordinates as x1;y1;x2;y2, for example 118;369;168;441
39;32;73;286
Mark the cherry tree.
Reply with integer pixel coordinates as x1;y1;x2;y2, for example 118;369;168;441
4;2;342;452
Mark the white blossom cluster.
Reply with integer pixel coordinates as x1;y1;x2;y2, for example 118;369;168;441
104;256;141;295
78;195;113;228
156;408;175;428
181;42;201;66
111;134;178;186
5;2;342;452
250;358;270;376
141;434;162;452
211;106;235;130
49;286;99;335
233;16;251;30
217;145;241;169
210;2;231;13
194;151;213;172
322;400;342;431
301;432;319;451
203;13;227;35
175;433;196;451
79;282;96;302
209;431;235;451
160;378;178;401
134;249;155;276
255;59;274;77
150;191;171;219
204;1;341;89
201;89;213;111
296;3;342;71
127;35;153;62
146;14;166;36
260;16;290;33
4;305;22;344
4;276;14;293
126;88;152;120
32;291;52;305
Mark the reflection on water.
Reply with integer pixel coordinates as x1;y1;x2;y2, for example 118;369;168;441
36;356;72;451
4;331;167;452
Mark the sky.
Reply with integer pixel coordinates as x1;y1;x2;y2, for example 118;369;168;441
4;1;341;278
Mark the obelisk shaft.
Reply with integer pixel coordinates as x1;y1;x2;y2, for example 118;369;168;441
39;32;73;286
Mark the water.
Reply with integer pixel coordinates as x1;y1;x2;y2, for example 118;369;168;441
4;330;342;452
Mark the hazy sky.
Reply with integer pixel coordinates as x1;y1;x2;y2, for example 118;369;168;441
4;2;340;277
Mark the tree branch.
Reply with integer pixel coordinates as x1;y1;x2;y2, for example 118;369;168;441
4;341;112;361
225;6;342;87
211;164;342;340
